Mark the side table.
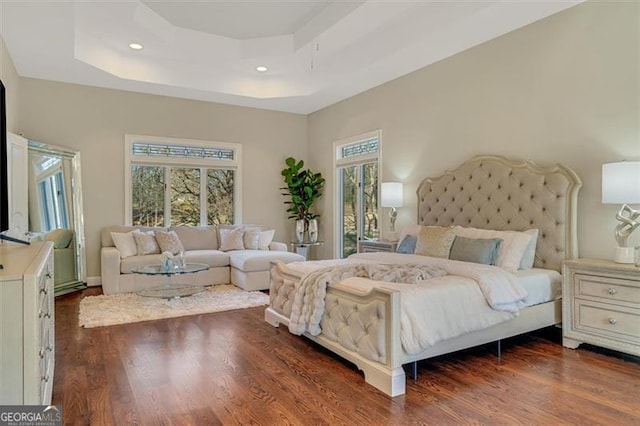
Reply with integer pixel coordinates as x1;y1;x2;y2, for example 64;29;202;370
290;241;324;260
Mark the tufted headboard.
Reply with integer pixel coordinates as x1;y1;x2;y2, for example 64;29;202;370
416;155;582;272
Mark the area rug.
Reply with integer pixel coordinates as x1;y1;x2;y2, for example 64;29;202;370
79;284;269;328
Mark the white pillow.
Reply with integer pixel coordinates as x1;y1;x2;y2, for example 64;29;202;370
243;228;261;250
110;231;137;259
132;230;160;255
453;226;537;273
219;228;245;251
519;229;539;269
258;229;275;250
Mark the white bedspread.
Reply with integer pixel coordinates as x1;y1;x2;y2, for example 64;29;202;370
285;253;529;355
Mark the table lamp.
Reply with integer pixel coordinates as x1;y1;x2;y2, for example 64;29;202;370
381;182;403;233
602;161;640;263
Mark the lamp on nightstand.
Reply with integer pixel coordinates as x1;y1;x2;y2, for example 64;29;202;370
602;161;640;263
381;182;403;233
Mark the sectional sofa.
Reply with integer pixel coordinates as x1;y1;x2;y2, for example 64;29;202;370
100;225;304;295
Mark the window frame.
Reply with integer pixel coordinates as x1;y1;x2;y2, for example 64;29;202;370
333;130;381;258
124;134;242;226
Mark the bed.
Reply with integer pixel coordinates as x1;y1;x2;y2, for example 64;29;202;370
265;155;582;397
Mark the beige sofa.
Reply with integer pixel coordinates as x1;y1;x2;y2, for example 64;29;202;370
100;225;304;295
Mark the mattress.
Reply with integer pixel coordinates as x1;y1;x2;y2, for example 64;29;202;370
515;268;562;307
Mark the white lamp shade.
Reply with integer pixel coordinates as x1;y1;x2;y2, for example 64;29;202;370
381;182;403;207
602;161;640;204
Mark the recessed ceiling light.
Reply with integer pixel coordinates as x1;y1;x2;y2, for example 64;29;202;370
256;66;268;72
129;43;143;50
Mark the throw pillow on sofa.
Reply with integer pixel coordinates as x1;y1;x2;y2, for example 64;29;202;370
111;231;138;258
133;230;160;255
258;229;275;250
219;227;245;251
243;228;261;250
155;230;185;255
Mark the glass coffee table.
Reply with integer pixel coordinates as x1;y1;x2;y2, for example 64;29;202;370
131;263;210;299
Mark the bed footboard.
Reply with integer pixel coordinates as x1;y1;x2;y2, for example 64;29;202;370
266;262;407;396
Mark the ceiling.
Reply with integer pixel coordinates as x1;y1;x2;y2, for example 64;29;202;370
0;1;582;114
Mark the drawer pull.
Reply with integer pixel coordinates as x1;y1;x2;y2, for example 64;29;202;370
41;375;49;383
39;312;51;319
45;272;52;279
38;348;45;359
608;317;617;325
608;288;617;295
40;288;48;295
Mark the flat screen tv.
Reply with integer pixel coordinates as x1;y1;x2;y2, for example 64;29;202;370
0;78;29;246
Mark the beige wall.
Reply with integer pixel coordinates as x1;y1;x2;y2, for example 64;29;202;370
0;36;20;133
17;80;307;279
308;1;639;261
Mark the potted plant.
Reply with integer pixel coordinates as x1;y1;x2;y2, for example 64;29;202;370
281;157;325;243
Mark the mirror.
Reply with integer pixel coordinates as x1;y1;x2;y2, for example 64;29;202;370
27;140;86;295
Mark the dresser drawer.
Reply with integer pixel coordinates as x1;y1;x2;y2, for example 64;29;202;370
575;273;640;305
575;300;640;343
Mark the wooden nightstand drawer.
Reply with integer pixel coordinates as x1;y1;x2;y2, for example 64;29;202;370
575;274;640;305
576;300;640;343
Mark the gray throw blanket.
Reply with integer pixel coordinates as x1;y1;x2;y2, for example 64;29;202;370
288;263;447;336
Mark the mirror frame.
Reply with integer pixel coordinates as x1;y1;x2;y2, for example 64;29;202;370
28;140;86;291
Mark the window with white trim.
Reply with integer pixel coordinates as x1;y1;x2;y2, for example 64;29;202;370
334;131;380;258
125;135;242;226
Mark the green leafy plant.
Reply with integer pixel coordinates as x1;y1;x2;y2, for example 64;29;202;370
281;157;325;221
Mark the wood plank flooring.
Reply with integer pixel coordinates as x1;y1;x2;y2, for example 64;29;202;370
53;287;640;425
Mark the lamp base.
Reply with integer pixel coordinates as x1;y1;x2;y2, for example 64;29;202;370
614;246;635;264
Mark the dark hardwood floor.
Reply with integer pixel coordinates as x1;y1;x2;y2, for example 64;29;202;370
53;287;640;425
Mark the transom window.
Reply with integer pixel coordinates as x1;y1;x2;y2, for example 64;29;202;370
125;135;242;227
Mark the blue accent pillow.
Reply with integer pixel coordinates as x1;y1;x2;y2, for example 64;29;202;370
449;236;503;265
396;235;417;254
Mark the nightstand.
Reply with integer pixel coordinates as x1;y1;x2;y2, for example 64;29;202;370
562;259;639;356
358;239;398;253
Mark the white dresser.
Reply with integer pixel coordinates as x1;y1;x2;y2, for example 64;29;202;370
0;241;55;404
562;258;639;356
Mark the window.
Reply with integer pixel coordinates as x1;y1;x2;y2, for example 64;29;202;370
125;135;241;226
334;131;380;258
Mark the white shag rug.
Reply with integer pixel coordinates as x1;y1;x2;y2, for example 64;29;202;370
79;284;269;328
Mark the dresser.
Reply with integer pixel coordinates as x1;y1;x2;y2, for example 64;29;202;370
0;241;55;404
357;239;398;253
562;258;639;356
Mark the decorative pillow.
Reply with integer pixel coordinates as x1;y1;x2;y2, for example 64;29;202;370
243;228;261;250
449;237;503;265
396;235;417;254
154;230;185;255
133;230;160;255
398;225;421;245
258;229;275;250
219;227;245;251
414;226;456;258
519;229;539;269
452;227;537;273
110;231;138;259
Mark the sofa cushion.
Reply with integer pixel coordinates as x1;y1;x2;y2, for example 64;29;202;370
171;226;218;251
184;250;230;268
120;254;165;273
228;250;305;272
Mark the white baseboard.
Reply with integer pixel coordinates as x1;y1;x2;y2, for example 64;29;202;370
86;276;101;287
